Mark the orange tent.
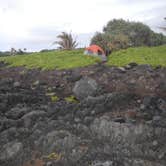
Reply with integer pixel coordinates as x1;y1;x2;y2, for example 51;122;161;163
85;45;105;55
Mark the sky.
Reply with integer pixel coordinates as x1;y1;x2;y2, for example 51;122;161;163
0;0;165;51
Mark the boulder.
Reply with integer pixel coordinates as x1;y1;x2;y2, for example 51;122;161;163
5;106;29;120
90;116;166;162
21;110;46;128
13;82;21;88
73;77;98;100
157;99;166;112
91;161;113;166
41;130;79;155
0;141;23;166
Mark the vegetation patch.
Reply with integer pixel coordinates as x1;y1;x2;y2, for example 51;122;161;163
0;49;100;70
50;95;59;102
65;95;78;103
45;92;59;102
43;152;62;161
107;45;166;67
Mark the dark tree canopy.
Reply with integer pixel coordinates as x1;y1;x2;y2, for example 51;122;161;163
91;19;166;52
159;17;166;31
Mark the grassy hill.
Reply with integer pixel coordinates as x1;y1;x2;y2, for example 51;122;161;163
107;45;166;67
0;49;100;70
0;45;165;70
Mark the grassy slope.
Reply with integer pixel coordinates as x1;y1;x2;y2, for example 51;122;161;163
0;45;165;70
0;49;100;70
107;45;166;67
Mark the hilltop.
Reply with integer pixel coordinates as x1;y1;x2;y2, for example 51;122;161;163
0;45;166;70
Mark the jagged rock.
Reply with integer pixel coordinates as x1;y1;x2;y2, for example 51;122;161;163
125;64;132;69
117;67;126;73
0;118;18;132
0;64;166;166
134;64;152;72
21;111;46;128
42;130;78;153
0;141;23;166
128;62;138;67
157;99;166;112
5;106;29;120
13;82;21;88
158;80;166;94
142;96;154;108
73;77;98;100
113;117;126;123
91;161;113;166
65;70;82;82
90;115;166;163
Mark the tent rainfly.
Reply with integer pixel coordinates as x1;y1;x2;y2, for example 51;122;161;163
84;45;107;61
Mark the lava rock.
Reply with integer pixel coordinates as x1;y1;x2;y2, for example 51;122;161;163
73;77;98;100
0;141;23;166
21;110;46;128
91;160;113;166
5;106;29;120
157;99;166;112
13;82;21;88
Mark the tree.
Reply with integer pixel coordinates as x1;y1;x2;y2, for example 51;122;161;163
10;48;17;56
53;32;78;50
91;19;166;50
109;34;130;50
17;49;24;55
91;32;130;52
104;19;155;46
159;17;166;31
90;32;110;53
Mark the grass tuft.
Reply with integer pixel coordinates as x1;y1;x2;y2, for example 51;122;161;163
65;95;78;103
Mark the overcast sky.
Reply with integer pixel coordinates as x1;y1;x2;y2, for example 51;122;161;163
0;0;165;51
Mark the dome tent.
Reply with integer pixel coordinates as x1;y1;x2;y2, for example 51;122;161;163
84;45;107;61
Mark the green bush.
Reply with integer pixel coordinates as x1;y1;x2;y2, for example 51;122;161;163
91;19;166;52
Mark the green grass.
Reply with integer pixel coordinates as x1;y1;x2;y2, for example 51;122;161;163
0;49;100;70
107;45;166;67
0;46;165;70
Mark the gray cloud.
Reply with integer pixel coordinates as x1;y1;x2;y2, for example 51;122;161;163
0;0;165;51
0;26;93;51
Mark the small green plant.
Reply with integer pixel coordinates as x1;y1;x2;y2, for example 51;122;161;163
44;152;62;160
51;95;59;102
65;95;78;103
45;91;59;102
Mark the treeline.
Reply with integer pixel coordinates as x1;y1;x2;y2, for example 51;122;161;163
0;48;27;57
0;51;10;57
91;19;166;52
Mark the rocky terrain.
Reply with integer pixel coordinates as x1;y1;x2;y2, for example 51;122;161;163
0;62;166;166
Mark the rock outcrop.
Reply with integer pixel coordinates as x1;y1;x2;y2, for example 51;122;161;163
0;64;166;166
73;77;99;100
